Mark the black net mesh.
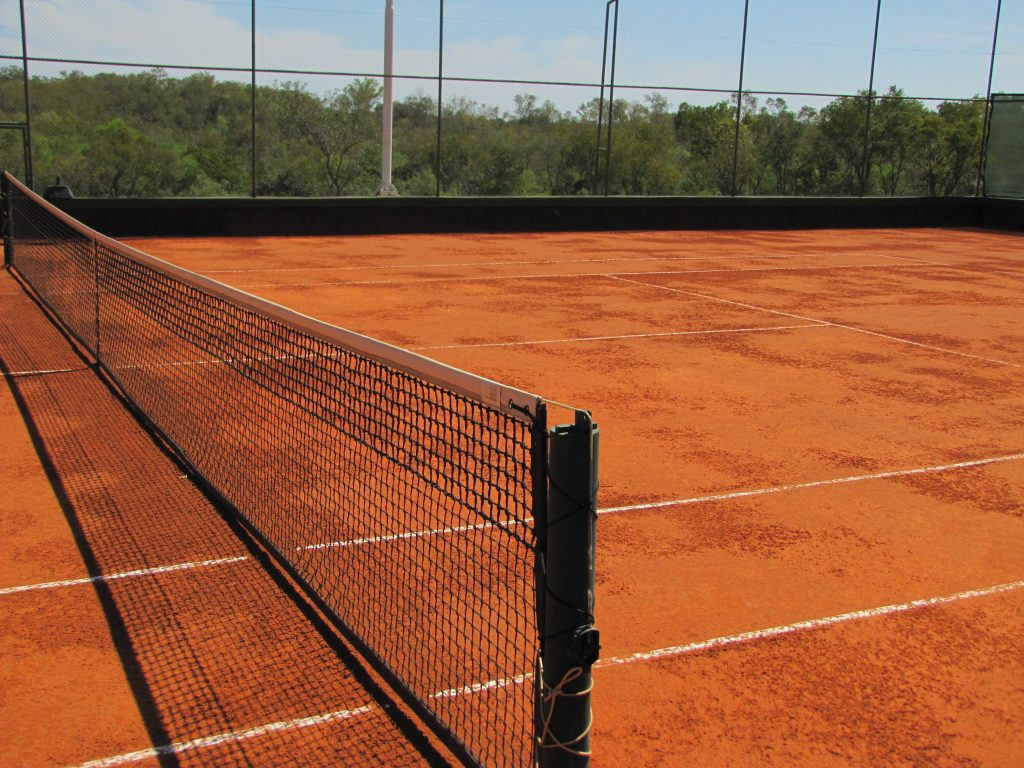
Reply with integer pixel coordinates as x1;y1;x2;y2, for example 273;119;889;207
4;174;546;768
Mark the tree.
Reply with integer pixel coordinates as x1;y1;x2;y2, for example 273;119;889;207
84;117;177;196
675;99;752;194
272;78;382;195
816;92;871;194
0;68;990;199
870;87;928;196
747;98;805;195
604;97;683;195
913;100;983;195
439;96;530;195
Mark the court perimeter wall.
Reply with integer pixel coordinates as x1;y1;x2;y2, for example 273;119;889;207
53;196;1023;238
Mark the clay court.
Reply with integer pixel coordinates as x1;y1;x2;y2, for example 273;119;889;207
2;222;1023;766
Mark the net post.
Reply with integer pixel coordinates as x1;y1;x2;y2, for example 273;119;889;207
2;173;12;266
539;409;600;767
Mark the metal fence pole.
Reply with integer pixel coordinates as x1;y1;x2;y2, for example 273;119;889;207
19;0;33;189
862;0;882;197
977;0;1003;196
731;0;750;196
436;0;444;197
251;0;257;197
378;0;398;196
595;1;612;195
603;0;619;197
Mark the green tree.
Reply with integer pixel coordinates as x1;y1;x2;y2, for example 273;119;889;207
747;98;806;195
393;91;439;194
272;78;382;195
508;94;592;194
870;87;929;195
675;97;756;194
439;96;531;195
816;93;872;194
913;100;983;195
84;117;177;196
604;96;683;194
0;68;990;199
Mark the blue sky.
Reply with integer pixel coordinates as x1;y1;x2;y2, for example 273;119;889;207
1;1;1021;112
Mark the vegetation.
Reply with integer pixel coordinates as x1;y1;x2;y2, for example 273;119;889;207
0;67;984;198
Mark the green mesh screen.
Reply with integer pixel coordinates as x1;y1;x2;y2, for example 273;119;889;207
984;94;1024;199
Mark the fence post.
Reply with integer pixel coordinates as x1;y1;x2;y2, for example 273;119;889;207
861;0;882;197
731;0;750;196
436;0;444;197
19;0;33;189
603;1;619;196
977;0;1003;196
250;0;257;197
539;410;600;767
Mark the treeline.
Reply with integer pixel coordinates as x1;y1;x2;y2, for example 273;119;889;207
0;67;984;198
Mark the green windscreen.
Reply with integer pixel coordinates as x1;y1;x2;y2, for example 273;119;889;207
984;94;1024;199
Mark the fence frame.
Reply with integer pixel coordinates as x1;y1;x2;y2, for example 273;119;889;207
0;0;1009;198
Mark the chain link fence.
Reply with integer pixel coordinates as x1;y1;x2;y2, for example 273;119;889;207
0;0;1019;198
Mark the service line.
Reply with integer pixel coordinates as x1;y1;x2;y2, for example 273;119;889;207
7;451;1022;598
597;578;1024;668
237;260;928;290
3;365;90;378
601;451;1024;515
0;556;248;597
68;577;1024;768
412;323;827;351
204;252;796;275
607;274;1024;369
72;703;378;768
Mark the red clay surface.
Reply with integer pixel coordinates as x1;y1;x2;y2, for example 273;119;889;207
3;227;1023;766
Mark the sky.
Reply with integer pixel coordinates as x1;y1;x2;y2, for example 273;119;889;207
0;0;1021;113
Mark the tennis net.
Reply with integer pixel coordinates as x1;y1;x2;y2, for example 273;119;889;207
1;171;598;767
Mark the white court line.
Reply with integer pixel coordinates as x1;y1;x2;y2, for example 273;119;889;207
607;274;1024;369
71;704;377;768
412;323;827;351
601;452;1024;515
204;253;796;275
237;261;929;290
607;262;928;278
0;556;248;597
8;451;1022;599
596;579;1024;668
873;253;945;266
430;671;532;700
301;518;527;552
240;271;599;289
69;578;1024;768
4;365;89;377
871;252;1024;281
33;326;825;371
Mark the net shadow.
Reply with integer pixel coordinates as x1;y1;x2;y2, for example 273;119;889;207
1;269;457;768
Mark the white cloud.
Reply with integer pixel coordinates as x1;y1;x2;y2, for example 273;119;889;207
25;0;252;67
5;0;605;109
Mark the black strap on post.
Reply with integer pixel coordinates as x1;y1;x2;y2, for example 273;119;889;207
539;409;600;767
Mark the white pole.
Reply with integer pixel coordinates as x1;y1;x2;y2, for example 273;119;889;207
377;0;398;195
